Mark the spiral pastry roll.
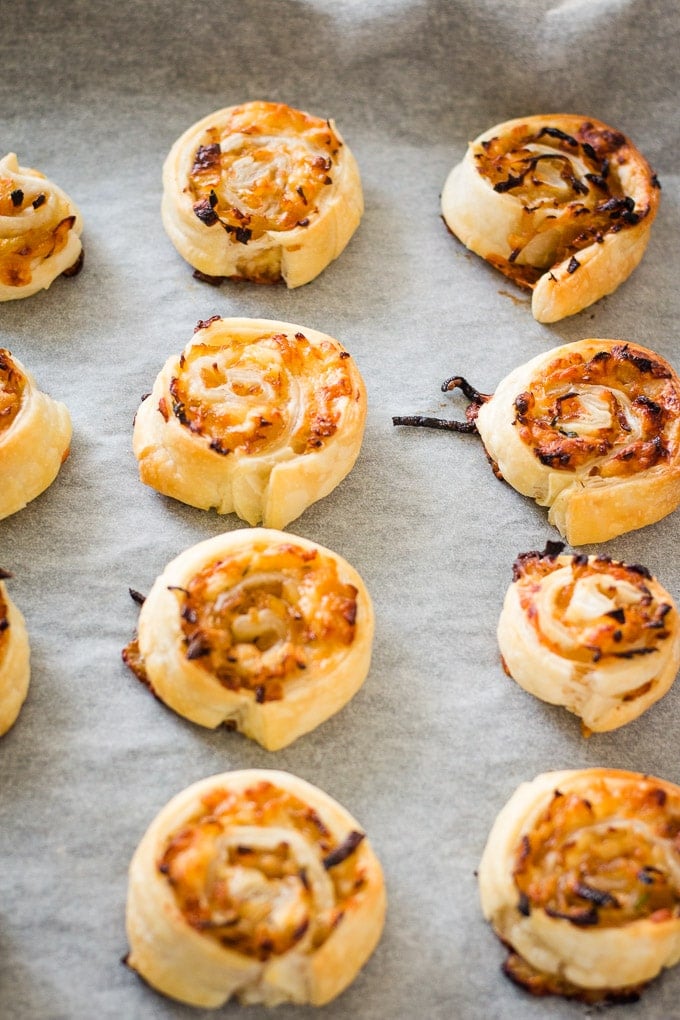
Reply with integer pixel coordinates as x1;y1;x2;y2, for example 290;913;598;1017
126;769;386;1007
480;768;680;1002
498;544;680;734
441;115;660;322
0;571;30;736
122;529;374;750
475;338;680;544
161;101;363;288
0;349;72;520
0;152;83;300
133;316;367;530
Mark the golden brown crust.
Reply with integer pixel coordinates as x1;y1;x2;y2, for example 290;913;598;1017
125;769;386;1007
441;115;659;322
479;768;680;1001
498;546;680;732
161;102;363;288
122;529;374;750
0;348;72;521
0;577;30;736
475;338;680;543
132;316;367;529
0;153;83;300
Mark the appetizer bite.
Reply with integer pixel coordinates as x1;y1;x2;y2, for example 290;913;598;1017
0;570;30;735
441;115;660;321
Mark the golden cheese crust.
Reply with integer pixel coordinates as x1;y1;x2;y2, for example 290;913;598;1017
0;348;72;521
0;152;83;300
479;768;680;1002
475;338;680;544
441;115;659;322
122;528;374;750
132;316;367;530
498;545;680;733
161;101;363;288
125;769;386;1007
0;576;30;736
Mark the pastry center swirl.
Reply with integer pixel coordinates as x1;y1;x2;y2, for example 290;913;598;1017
516;554;673;665
159;781;365;958
0;172;76;289
473;121;649;285
177;543;358;701
0;349;25;433
168;332;353;456
513;779;680;928
188;101;341;239
514;344;680;475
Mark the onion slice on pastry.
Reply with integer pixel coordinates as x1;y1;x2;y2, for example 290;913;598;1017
0;571;30;736
0;152;83;300
479;768;680;1002
0;348;72;520
132;316;367;530
393;338;680;544
126;768;386;1008
161;101;363;288
498;542;680;733
441;115;660;322
122;529;374;750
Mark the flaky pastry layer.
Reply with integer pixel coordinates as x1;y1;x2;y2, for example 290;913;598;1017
161;101;363;288
132;316;367;529
0;349;72;520
0;577;30;735
0;152;83;300
498;545;680;733
441;115;659;322
475;338;680;544
480;768;680;1001
126;769;386;1007
123;528;374;750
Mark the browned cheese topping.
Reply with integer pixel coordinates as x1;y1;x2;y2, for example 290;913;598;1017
513;344;680;476
165;324;354;456
0;349;25;435
159;780;366;958
512;548;673;668
473;121;657;288
513;778;680;930
188;101;341;248
176;542;358;701
0;177;75;289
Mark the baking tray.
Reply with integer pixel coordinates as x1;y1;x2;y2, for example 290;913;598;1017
1;1;679;1017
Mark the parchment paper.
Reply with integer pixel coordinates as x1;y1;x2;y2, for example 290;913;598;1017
1;1;679;1017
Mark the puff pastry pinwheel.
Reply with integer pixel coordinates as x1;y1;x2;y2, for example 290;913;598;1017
126;768;386;1007
0;348;72;520
441;114;660;322
479;768;680;1003
0;571;30;735
394;339;680;544
161;101;363;288
122;529;374;750
498;543;680;734
132;316;367;530
0;152;83;300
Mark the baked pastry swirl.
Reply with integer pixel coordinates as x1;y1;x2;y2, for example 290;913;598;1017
475;339;680;543
132;316;367;529
0;571;30;735
441;115;660;322
161;101;363;288
479;768;680;1003
0;152;83;300
126;768;386;1007
0;348;72;520
122;529;374;750
498;543;680;733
